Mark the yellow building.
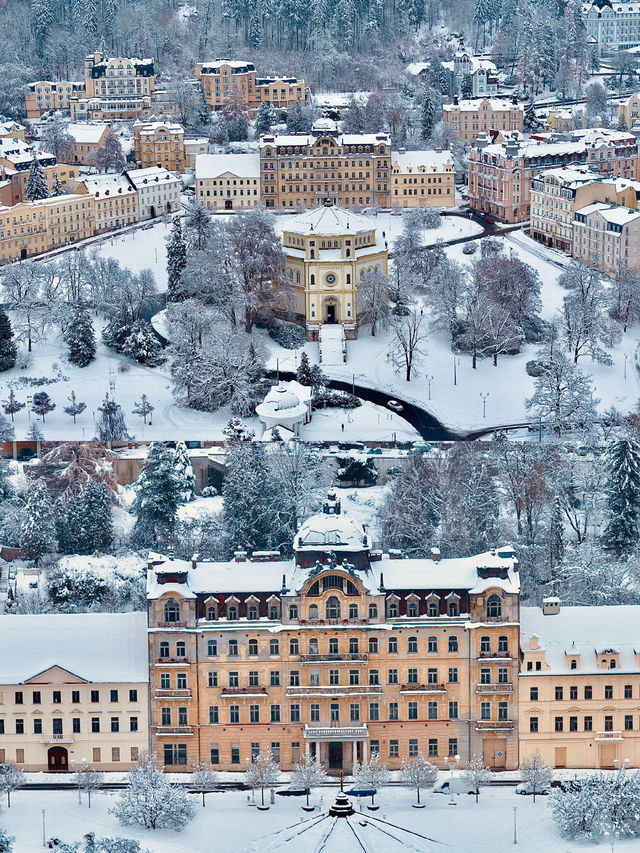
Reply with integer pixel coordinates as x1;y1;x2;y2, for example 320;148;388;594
25;81;84;119
0;613;149;772
0;193;94;263
260;118;391;210
278;204;388;336
133;120;185;173
195;60;305;112
520;601;640;769
442;98;524;145
618;92;640;130
530;167;640;252
74;174;138;233
196;153;260;210
391;148;455;208
0;122;26;142
84;51;155;100
0;137;79;205
147;495;521;773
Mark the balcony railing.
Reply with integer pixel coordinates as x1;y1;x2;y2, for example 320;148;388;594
155;657;190;664
154;725;194;735
299;653;368;664
221;687;268;696
595;731;624;742
477;652;512;660
286;685;383;697
156;621;188;628
400;683;446;694
41;735;73;744
154;688;192;699
476;683;513;694
476;720;514;731
303;722;369;740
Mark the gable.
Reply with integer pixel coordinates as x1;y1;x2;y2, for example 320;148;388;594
25;665;89;685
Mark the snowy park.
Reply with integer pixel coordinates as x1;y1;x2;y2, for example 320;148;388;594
3;780;637;853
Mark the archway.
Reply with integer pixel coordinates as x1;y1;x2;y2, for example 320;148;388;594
48;746;69;772
322;297;340;324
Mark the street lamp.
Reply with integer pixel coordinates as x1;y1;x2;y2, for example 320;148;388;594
426;375;433;401
443;753;460;806
513;806;518;845
480;392;489;418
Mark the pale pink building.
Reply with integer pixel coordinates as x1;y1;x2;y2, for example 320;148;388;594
573;202;640;275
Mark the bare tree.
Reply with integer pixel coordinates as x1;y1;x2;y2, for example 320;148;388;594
390;308;428;381
526;351;599;436
292;755;328;808
356;269;390;336
400;753;437;806
75;762;104;808
457;293;491;369
0;763;23;807
354;753;389;807
463;754;491;803
246;750;281;809
519;751;553;802
191;761;217;807
484;302;524;366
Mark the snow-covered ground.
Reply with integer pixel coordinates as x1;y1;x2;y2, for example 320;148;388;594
3;782;635;852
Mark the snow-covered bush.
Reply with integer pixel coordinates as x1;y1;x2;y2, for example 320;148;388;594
200;486;218;497
268;321;306;349
526;359;550;377
0;829;14;852
46;555;146;612
111;754;194;831
400;753;437;805
311;389;361;410
551;771;640;840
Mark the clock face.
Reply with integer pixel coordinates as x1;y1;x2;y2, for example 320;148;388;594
325;273;337;285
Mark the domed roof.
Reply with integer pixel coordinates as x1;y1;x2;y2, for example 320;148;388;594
273;386;301;411
312;116;338;133
295;508;368;552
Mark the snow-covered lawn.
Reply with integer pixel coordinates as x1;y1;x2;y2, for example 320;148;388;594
3;783;636;852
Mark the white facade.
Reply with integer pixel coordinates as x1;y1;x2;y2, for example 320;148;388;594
124;166;181;219
584;0;640;55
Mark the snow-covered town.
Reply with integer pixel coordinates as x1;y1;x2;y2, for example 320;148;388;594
5;0;640;851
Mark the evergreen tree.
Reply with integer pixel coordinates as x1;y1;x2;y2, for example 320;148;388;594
2;389;25;422
81;479;113;553
524;100;538;132
0;309;17;371
421;94;436;139
31;391;55;422
255;101;276;137
549;494;565;576
120;321;164;366
20;478;56;560
166;218;188;303
94;395;130;441
461;73;473;98
296;351;314;386
50;175;62;196
64;301;96;367
173;441;196;503
25;155;48;201
602;440;640;556
132;394;154;424
222;443;280;553
196;82;210;127
131;442;182;547
63;391;87;424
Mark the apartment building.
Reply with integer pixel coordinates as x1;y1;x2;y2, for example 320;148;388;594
0;122;26;142
453;52;499;97
0;138;79;205
25;81;85;119
390;149;455;207
573;202;640;275
196;153;260;210
84;51;155;100
260;118;391;210
195;60;306;112
468;129;639;223
147;494;520;773
133;121;185;173
618;91;640;130
63;123;115;166
0;194;94;263
184;138;209;171
584;0;640;56
74;174;138;232
443;98;523;145
519;600;640;769
124;166;182;219
531;167;640;251
0;613;149;772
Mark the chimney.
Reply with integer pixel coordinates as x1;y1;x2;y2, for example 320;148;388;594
191;553;198;570
234;550;247;562
542;596;561;615
430;547;441;563
388;548;402;560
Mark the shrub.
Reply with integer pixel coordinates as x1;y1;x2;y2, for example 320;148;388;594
312;389;361;410
526;359;550;377
268;322;306;349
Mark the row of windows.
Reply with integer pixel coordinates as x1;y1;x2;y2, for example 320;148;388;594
200;634;470;658
13;689;138;705
206;665;464;689
529;684;636;701
1;717;139;735
205;699;466;724
530;715;638;733
2;746;138;765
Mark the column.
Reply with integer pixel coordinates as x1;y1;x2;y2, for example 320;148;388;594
305;740;310;758
352;741;358;775
363;739;368;763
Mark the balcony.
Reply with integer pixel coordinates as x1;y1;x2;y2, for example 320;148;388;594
476;720;514;731
303;722;369;741
286;685;383;698
299;653;368;664
400;683;446;694
220;687;268;697
156;621;188;629
154;726;194;736
155;658;190;665
476;683;513;694
41;735;73;744
595;731;624;742
477;653;512;661
154;689;192;700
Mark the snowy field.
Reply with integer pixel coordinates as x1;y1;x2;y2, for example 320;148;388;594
3;783;635;852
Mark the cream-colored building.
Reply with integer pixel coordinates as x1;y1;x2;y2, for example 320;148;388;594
124;166;182;219
618;92;640;131
0;613;149;772
84;51;155;100
195;60;306;112
277;204;389;337
0;138;79;206
442;98;524;145
520;601;640;769
184;138;209;171
63;123;114;166
0;193;94;263
391;148;455;208
74;174;138;233
573;202;640;275
25;81;84;119
133;121;185;173
196;153;261;210
0;122;26;142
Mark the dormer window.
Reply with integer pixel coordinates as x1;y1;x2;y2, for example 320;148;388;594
487;594;502;618
207;606;216;621
164;598;180;623
570;659;577;670
227;605;238;621
248;605;258;620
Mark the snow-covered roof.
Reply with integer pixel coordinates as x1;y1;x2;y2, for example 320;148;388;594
260;131;390;148
79;173;136;196
0;613;149;683
196;152;260;179
134;120;184;136
256;385;308;420
280;205;375;237
479;128;635;160
521;605;640;674
443;98;520;112
295;511;368;552
536;166;602;186
125;166;180;187
405;62;430;76
0;137;54;167
66;123;109;144
198;59;256;70
575;201;640;224
391;149;454;172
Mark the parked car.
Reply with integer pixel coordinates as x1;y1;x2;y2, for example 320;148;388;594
485;215;495;224
515;781;550;796
433;779;476;796
387;399;403;412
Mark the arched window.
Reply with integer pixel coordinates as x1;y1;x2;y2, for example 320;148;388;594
570;659;577;670
248;605;258;621
176;641;186;659
309;638;319;655
349;637;359;654
408;637;418;653
269;604;279;620
610;659;616;669
480;636;491;653
290;638;299;655
487;594;502;618
310;273;315;283
498;636;509;653
448;601;458;617
369;637;378;653
428;601;438;617
388;636;398;653
206;606;216;621
349;604;358;619
449;636;459;653
388;601;398;618
309;604;318;620
164;598;180;623
428;636;437;653
408;601;418;617
368;604;378;620
227;605;238;621
248;639;258;656
269;639;279;655
159;641;169;658
326;596;341;619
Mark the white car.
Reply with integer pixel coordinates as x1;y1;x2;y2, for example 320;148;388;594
387;399;403;413
432;779;477;796
515;781;550;796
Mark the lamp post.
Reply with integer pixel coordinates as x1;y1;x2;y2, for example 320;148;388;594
453;356;457;386
480;392;489;418
42;809;46;848
513;806;518;845
427;375;433;401
624;353;628;381
443;753;460;806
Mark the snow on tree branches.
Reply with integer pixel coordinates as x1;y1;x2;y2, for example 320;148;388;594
111;754;194;831
400;753;437;806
